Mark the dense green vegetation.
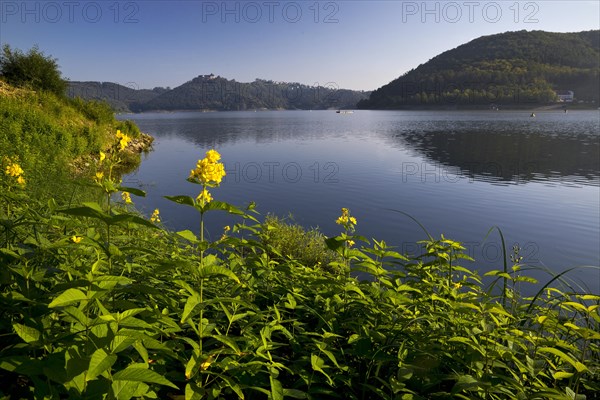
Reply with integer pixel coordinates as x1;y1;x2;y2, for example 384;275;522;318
359;30;600;109
68;76;370;112
1;142;599;399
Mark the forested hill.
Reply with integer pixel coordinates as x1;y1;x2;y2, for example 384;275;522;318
68;76;370;112
67;82;168;112
358;30;600;109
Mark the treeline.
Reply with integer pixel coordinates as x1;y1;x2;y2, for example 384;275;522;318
359;30;600;109
68;82;169;112
69;76;370;112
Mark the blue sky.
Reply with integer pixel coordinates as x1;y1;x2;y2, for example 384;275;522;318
1;1;599;91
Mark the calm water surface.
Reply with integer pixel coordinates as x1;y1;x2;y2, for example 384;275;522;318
120;110;600;293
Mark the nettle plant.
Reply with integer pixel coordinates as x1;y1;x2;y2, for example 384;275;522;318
0;148;598;399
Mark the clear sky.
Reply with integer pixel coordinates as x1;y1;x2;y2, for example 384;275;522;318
1;1;598;91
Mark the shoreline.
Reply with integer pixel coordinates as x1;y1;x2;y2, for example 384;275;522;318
118;105;599;115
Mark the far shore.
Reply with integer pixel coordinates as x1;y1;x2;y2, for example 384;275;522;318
117;103;598;115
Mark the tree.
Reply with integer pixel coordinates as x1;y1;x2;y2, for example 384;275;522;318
0;45;67;97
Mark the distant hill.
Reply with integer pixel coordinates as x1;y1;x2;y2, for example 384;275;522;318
68;76;369;112
68;82;168;112
358;30;600;109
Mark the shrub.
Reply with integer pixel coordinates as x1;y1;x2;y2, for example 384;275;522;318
262;214;343;273
0;45;68;97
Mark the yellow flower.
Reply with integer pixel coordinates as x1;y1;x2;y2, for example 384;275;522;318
115;130;131;150
71;236;82;243
121;192;133;204
150;209;161;223
5;163;24;177
99;151;106;162
347;240;355;247
95;171;104;182
119;135;131;151
189;150;226;185
16;175;26;186
220;225;231;241
335;207;357;230
196;187;213;204
206;149;221;163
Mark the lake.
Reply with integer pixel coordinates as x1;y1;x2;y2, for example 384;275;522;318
119;110;600;293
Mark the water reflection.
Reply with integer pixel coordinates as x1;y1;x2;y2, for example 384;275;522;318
128;112;341;147
129;111;600;186
394;128;600;186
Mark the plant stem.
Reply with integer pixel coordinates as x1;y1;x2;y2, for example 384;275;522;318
107;192;112;275
200;211;205;262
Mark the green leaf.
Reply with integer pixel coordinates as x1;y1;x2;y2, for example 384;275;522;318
553;371;574;380
164;195;196;207
283;389;308;399
111;335;138;354
198;264;240;283
581;295;600;301
48;288;87;308
111;380;143;400
451;374;484;394
117;308;147;323
394;284;422;294
181;293;202;324
561;301;589;314
59;204;110;222
132;342;149;364
63;306;89;326
325;237;345;251
12;323;41;344
270;376;283;400
210;335;241;355
110;214;161;229
217;375;244;399
0;248;21;260
310;354;333;385
185;349;200;380
112;365;178;389
87;348;117;381
118;186;146;197
177;230;199;243
82;201;106;213
201;200;244;215
185;382;204;400
538;347;588;373
566;387;587;400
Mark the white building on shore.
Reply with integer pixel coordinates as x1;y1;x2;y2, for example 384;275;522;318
556;90;574;102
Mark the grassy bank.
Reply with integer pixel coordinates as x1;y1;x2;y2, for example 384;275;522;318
0;80;148;202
